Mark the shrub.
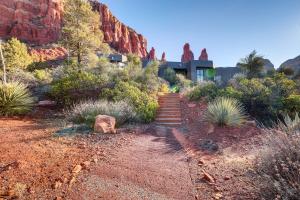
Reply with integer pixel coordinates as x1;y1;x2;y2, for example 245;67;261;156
283;95;300;117
34;69;52;83
66;100;137;127
219;86;243;99
187;82;219;102
256;115;300;199
50;69;108;106
163;67;177;85
204;97;247;127
176;74;192;91
0;82;34;116
138;61;161;94
0;68;38;87
230;78;273;123
3;38;33;69
101;81;158;122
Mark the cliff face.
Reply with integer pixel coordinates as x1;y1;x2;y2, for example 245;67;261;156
91;2;148;58
0;0;63;45
0;0;148;57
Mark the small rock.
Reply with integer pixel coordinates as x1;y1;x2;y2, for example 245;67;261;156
69;177;76;186
27;187;35;194
53;181;62;189
198;159;205;166
55;197;63;200
93;158;98;163
214;193;223;200
72;165;82;174
202;171;215;183
63;178;68;184
195;194;199;199
245;120;256;127
81;161;91;169
224;176;230;180
188;103;197;108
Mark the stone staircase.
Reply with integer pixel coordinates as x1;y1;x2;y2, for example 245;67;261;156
156;93;182;127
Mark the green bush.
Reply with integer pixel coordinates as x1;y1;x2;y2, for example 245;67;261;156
50;69;108;106
176;74;192;92
187;82;219;102
0;68;38;87
0;82;34;116
283;95;300;116
34;69;52;83
101;81;158;122
3;38;33;69
204;97;247;127
162;67;177;85
225;74;297;124
66;100;137;127
138;61;161;94
219;86;243;99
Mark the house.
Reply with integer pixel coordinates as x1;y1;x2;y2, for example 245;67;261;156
144;43;215;82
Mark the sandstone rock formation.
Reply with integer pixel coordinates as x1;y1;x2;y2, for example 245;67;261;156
30;47;67;62
147;47;156;60
161;52;166;62
199;48;208;61
0;0;63;45
90;2;148;58
0;0;148;58
181;43;194;63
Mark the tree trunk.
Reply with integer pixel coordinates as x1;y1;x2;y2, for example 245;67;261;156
77;43;81;64
0;40;7;84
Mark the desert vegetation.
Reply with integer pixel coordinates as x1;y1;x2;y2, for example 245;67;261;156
0;1;300;199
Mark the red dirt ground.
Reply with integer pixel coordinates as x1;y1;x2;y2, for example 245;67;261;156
0;97;264;200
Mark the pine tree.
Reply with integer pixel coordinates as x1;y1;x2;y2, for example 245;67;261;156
62;0;108;64
3;38;33;70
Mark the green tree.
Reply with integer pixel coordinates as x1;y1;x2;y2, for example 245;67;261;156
61;0;107;64
237;50;264;79
3;38;33;70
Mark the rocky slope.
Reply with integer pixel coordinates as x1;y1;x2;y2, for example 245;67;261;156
0;0;148;58
279;55;300;76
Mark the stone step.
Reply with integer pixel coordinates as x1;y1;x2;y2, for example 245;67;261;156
157;111;181;114
156;119;182;123
157;114;181;118
156;122;182;127
158;108;181;112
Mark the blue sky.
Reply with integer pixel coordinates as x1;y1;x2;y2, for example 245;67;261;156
100;0;300;68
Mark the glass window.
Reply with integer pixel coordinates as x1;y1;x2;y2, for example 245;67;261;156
196;69;204;82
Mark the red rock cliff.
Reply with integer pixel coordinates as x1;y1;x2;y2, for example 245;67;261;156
0;0;63;45
0;0;148;57
91;2;148;58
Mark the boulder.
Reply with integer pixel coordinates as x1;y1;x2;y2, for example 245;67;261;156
94;115;116;134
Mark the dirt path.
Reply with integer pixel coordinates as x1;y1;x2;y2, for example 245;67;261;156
68;126;196;200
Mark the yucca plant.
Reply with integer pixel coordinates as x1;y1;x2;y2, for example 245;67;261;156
204;97;247;127
0;82;34;116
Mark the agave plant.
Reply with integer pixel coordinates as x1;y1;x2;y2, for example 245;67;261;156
204;97;247;127
0;82;34;116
